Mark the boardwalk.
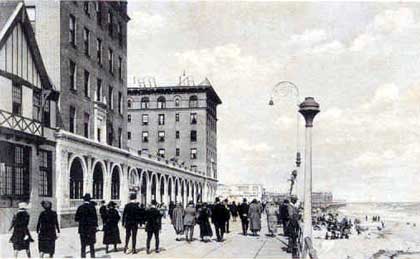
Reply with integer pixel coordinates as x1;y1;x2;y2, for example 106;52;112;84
0;216;291;258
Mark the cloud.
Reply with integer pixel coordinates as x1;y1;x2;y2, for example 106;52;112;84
289;29;327;46
373;8;416;33
128;10;166;38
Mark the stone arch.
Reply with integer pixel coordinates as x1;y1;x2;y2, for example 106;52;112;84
159;175;166;204
150;173;158;202
69;156;86;199
111;165;121;200
167;176;173;203
92;162;105;200
140;170;148;204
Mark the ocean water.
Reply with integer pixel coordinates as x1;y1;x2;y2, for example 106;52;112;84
338;202;420;224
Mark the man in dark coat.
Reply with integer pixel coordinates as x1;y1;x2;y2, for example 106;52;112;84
211;197;228;242
224;199;231;233
279;199;290;236
122;193;140;254
168;201;175;220
75;193;98;258
286;196;300;254
145;200;163;254
238;198;250;235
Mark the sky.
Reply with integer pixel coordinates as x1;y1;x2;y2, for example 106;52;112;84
126;1;420;202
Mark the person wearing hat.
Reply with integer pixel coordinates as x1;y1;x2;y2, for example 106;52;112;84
122;193;140;254
144;199;163;254
183;200;196;242
286;195;300;254
103;201;121;253
211;197;228;242
36;201;60;258
75;193;98;258
238;198;250;235
248;199;262;236
197;202;213;242
9;202;33;258
171;202;185;241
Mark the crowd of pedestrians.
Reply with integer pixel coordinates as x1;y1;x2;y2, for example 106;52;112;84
8;193;301;258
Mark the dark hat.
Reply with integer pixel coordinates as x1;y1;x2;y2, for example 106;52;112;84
82;193;92;201
215;197;220;203
129;192;137;200
108;201;117;207
151;199;157;206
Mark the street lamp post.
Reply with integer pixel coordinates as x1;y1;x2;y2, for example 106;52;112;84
298;97;320;258
269;81;302;199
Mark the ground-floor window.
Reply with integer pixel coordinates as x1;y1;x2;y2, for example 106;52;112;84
39;150;52;197
70;158;84;199
111;168;120;200
0;141;30;200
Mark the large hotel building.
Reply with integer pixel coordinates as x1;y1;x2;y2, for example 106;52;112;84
0;1;219;233
127;77;222;179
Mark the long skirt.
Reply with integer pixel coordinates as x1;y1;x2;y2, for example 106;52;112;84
267;216;278;234
38;240;56;254
199;221;213;238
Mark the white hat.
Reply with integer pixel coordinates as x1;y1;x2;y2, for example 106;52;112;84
18;202;28;209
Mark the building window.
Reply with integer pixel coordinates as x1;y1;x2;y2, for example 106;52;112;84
191;130;197;142
26;6;36;23
69;15;76;46
189;95;198;107
175;113;179;122
43;100;51;128
157;96;166;109
38;150;52;197
176;131;180;139
69;106;76;133
0;143;30;199
175;98;180;107
127;131;131;140
190;113;197;125
84;70;90;97
158;148;165;158
107;11;113;37
107;122;113;145
175;148;180;156
83;1;90;16
158;131;165;142
83;27;90;56
191;148;197;159
108;86;114;109
108;48;113;74
191;165;197;171
97;128;101;142
96;78;102;102
96;38;102;65
142;114;149;125
158;114;165;125
33;91;41;121
127;114;131;123
69;60;76;90
11;83;22;115
118;22;123;46
142;131;149;143
118;128;122;148
141;97;149;109
83;113;89;138
95;2;102;25
118;92;122;114
118;56;123;80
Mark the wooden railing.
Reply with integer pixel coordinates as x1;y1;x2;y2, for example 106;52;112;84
0;109;42;137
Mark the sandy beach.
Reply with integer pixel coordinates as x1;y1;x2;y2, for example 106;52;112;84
313;203;420;259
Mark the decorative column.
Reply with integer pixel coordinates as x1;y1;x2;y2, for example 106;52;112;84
120;165;129;206
84;156;93;195
299;97;320;253
56;144;69;212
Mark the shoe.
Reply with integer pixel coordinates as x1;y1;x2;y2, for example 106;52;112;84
123;247;128;254
147;250;151;254
156;249;160;253
132;249;138;254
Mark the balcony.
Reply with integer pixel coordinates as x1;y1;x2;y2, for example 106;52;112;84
0;109;42;137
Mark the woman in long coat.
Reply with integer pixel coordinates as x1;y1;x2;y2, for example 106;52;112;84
197;203;213;242
171;202;185;241
248;199;262;235
37;201;60;258
265;202;279;236
103;201;121;253
9;202;33;258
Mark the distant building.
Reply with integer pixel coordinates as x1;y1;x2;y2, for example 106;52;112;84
312;192;333;209
262;192;289;204
217;184;265;202
127;76;222;179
